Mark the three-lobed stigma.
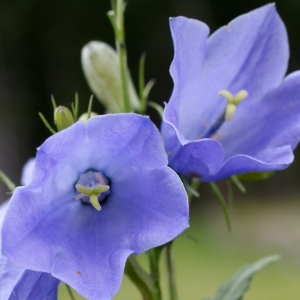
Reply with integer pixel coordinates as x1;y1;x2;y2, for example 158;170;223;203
219;89;248;121
202;89;248;139
75;172;110;211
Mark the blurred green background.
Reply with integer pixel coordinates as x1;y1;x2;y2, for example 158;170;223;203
0;0;300;298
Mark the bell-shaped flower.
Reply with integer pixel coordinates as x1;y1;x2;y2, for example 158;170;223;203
0;200;60;300
162;4;300;181
1;114;188;299
0;159;59;300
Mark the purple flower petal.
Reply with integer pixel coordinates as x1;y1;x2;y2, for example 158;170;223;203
163;4;298;181
0;202;59;300
2;114;188;299
21;158;36;186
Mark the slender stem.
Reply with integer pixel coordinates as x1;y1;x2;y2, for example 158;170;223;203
165;241;178;300
65;284;76;300
147;247;163;300
115;0;131;112
125;255;160;300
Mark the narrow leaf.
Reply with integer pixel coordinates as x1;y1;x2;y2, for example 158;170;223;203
138;53;147;114
181;176;200;200
51;95;57;110
144;79;155;100
230;175;246;193
148;101;163;119
72;93;79;121
38;112;56;135
226;179;234;210
207;255;280;300
87;95;94;119
0;170;16;192
208;182;231;231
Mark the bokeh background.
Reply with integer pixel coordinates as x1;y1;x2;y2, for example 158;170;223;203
0;0;300;299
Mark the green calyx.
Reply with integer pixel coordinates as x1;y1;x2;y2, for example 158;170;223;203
75;183;110;211
219;90;248;121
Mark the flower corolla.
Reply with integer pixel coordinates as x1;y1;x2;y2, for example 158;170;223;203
0;201;59;300
0;158;59;300
162;4;300;181
2;114;188;299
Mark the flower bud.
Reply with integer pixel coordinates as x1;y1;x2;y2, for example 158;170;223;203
54;106;74;131
81;41;139;113
78;112;98;122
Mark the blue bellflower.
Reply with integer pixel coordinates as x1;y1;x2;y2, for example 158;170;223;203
0;201;59;300
2;114;188;299
0;158;59;300
162;4;300;181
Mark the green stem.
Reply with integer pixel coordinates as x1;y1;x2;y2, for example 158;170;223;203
125;255;160;300
65;284;76;300
115;0;131;112
165;241;178;300
147;247;163;300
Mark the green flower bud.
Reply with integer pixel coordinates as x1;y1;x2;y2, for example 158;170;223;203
81;41;139;113
54;106;74;131
78;112;98;122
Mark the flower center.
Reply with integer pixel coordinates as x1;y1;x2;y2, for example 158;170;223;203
75;171;110;211
203;89;248;138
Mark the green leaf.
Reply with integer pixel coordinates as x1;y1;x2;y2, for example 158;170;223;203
38;112;56;135
206;255;280;300
181;176;200;200
148;101;163;119
138;52;147;114
230;176;246;193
